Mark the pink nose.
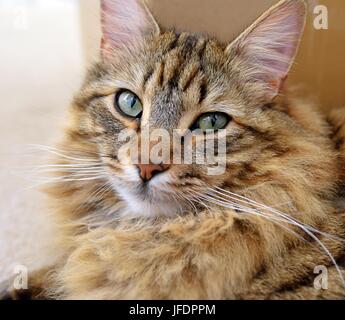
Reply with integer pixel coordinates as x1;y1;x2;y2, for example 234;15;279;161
136;164;170;181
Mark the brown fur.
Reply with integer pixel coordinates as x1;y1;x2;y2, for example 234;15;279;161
40;100;345;300
3;0;345;300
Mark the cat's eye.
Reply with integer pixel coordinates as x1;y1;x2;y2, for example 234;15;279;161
192;112;230;132
115;90;143;118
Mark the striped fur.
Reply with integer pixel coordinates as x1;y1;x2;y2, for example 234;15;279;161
3;0;345;300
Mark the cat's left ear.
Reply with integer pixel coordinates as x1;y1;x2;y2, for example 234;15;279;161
100;0;160;57
225;0;307;101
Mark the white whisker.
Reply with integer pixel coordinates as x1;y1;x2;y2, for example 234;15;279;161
26;144;101;163
197;192;305;241
202;186;345;288
212;186;344;243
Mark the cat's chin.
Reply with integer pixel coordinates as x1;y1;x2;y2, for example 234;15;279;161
108;167;187;218
115;185;185;218
122;193;183;218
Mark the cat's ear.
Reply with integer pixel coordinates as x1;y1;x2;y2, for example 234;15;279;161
100;0;160;56
226;0;306;101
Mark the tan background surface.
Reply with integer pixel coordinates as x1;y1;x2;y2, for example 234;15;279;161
1;0;344;283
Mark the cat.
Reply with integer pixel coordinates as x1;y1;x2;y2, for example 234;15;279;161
2;0;345;299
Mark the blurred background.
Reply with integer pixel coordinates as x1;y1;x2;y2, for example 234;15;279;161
0;0;101;283
0;0;344;283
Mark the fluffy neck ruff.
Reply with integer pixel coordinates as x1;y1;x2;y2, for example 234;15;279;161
44;102;345;299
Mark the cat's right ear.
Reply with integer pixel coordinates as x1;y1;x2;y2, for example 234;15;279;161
225;0;306;101
100;0;160;57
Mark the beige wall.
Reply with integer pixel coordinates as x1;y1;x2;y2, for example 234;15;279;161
290;0;345;110
149;0;277;43
79;0;101;65
0;0;83;283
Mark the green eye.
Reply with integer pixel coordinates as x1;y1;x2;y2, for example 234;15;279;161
115;90;143;118
192;112;230;132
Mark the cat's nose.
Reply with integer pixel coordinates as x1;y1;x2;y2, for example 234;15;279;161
136;163;169;182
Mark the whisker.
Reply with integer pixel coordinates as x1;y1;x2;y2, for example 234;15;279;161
205;186;345;288
26;144;101;163
212;186;344;243
24;175;107;189
185;191;212;215
30;169;107;175
179;192;199;214
25;164;104;169
197;192;305;241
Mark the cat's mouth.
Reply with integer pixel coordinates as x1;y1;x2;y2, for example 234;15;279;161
108;165;188;217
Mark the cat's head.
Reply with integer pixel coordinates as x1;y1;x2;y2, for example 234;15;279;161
68;0;336;219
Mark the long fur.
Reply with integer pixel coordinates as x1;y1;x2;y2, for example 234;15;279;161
4;0;345;300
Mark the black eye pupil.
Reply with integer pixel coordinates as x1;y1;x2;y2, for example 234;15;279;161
130;96;136;108
191;112;230;132
115;90;143;118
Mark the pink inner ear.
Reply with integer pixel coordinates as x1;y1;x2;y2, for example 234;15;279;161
238;0;306;96
252;12;302;75
101;0;156;53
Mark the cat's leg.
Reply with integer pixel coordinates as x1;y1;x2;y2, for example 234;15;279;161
0;267;53;300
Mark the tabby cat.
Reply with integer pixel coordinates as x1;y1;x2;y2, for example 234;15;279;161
2;0;345;299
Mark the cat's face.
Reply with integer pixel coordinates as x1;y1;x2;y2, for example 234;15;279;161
75;0;309;217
